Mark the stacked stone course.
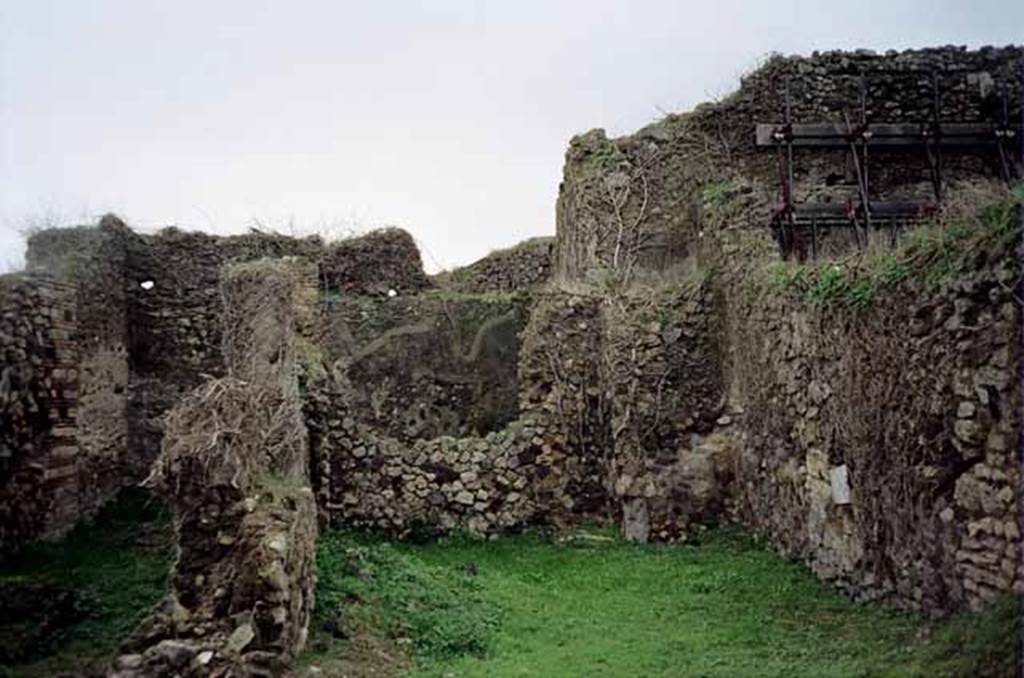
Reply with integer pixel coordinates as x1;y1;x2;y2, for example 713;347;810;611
0;273;81;552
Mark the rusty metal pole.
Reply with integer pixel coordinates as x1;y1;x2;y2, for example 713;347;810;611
1016;52;1023;678
932;71;944;203
785;76;796;258
860;74;871;216
998;77;1012;183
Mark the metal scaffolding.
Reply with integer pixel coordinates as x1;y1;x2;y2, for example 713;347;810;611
757;67;1023;260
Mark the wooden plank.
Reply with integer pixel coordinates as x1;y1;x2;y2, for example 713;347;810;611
756;122;1019;149
780;201;936;228
792;201;935;217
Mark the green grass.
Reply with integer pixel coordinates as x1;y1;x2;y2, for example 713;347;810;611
0;489;173;677
303;531;501;667
306;526;1020;678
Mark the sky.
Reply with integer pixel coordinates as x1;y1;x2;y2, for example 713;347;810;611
2;1;1021;273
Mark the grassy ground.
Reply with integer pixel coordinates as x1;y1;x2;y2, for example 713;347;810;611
303;527;1020;678
1;507;1016;677
0;489;173;677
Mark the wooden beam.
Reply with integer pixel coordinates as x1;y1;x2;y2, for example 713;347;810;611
755;122;1020;149
780;200;937;227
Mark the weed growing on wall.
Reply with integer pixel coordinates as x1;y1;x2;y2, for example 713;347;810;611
756;191;1022;309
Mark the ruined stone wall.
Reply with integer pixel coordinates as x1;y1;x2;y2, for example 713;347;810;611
307;279;734;539
125;227;322;462
307;289;605;536
517;291;610;518
720;238;1020;613
306;238;579;536
29;219;134;513
547;45;1023;615
9;218;322;554
305;396;540;536
435;237;554;294
0;216;137;553
115;259;318;677
25;218;323;470
322;291;528;442
0;274;79;554
308;289;610;535
319;227;432;296
601;278;733;542
555;46;1023;281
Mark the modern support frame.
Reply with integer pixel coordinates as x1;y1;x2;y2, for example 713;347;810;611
757;68;1024;260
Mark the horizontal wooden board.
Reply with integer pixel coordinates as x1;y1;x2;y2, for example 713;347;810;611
755;122;1019;148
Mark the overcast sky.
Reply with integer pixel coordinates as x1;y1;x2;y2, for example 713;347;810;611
2;1;1021;272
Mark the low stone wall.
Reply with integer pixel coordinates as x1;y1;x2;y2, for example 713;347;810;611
319;228;432;296
308;289;616;535
436;237;554;293
306;394;539;536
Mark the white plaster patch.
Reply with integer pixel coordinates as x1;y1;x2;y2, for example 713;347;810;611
830;465;851;505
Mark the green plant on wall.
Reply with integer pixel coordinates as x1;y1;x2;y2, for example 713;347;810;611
765;262;807;293
872;255;909;288
654;305;674;331
701;180;737;211
586;144;629;172
807;265;848;304
585;264;625;292
755;191;1022;309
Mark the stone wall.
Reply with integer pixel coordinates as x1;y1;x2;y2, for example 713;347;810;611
601;278;732;542
124;226;322;462
322;291;529;442
306;290;603;536
719;225;1020;613
5;45;1018;630
435;237;554;293
13;217;546;558
548;45;1022;615
114;259;318;677
0;273;79;553
0;216;140;555
307;289;614;536
319;228;432;296
517;291;611;518
25;217;324;471
555;46;1023;281
5;217;322;555
24;218;134;528
305;394;540;536
308;280;732;539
